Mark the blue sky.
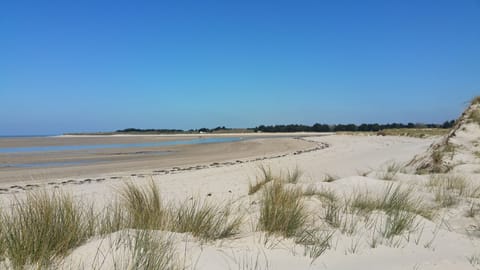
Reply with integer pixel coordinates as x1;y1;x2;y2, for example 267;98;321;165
1;0;479;135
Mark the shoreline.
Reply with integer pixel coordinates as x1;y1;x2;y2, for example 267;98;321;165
0;136;320;187
0;137;329;194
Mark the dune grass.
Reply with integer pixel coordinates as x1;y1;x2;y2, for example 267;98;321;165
351;184;432;219
380;162;403;181
286;167;302;184
468;109;480;124
0;191;96;268
379;128;449;138
323;200;342;228
350;185;428;238
98;202;126;235
295;228;333;261
171;199;243;240
248;166;274;195
428;174;468;207
119;181;168;230
119;181;242;240
258;180;306;237
126;231;179;270
381;210;419;239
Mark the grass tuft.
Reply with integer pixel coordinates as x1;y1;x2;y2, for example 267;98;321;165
0;191;95;268
170;199;243;240
249;166;274;195
120;181;168;230
381;210;419;239
285;167;302;184
428;174;468;207
380;162;402;181
351;184;433;219
295;228;333;261
323;200;342;228
116;231;180;270
258;180;306;237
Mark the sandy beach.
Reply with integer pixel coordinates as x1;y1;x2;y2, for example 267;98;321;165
1;113;480;269
0;134;321;187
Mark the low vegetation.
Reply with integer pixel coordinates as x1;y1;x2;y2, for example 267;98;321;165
120;181;167;230
1;161;474;269
123;231;180;270
379;128;450;138
0;181;244;269
380;162;403;181
0;192;95;268
258;180;306;237
351;184;433;219
171;199;242;240
428;174;469;207
468;109;480;124
286;167;302;184
248;166;274;195
295;228;334;260
120;181;243;240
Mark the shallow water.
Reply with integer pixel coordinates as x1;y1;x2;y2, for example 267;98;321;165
0;137;244;154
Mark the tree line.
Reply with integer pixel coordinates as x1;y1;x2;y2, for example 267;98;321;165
253;120;455;133
115;120;455;134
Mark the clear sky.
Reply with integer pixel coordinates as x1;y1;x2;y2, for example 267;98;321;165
1;0;479;135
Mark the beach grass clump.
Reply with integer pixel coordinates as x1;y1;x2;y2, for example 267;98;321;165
170;199;243;240
323;200;342;228
469;109;480;124
119;181;168;230
381;210;419;239
381;162;404;181
431;149;445;172
119;181;242;240
428;174;468;207
98;202;127;235
295;228;333;260
248;166;274;195
0;191;96;268
127;231;179;270
350;185;427;238
351;184;432;219
286;167;302;184
258;180;306;237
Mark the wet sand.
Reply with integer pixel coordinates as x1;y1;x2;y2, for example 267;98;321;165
0;135;321;186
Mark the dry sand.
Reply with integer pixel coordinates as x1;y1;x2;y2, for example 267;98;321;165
1;131;480;269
